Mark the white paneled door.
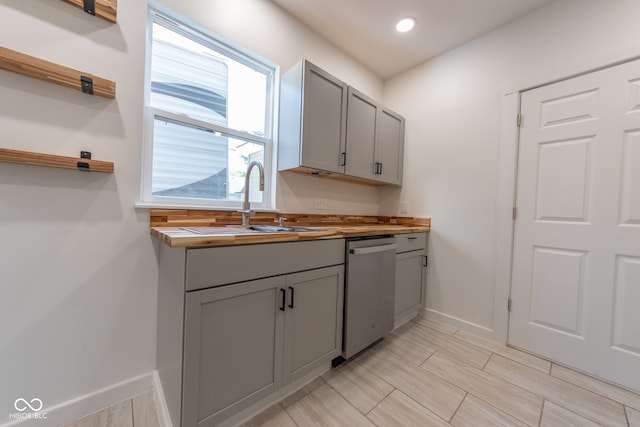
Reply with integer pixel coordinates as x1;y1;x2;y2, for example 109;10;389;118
509;58;640;392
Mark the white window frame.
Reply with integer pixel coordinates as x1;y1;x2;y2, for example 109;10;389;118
139;3;278;211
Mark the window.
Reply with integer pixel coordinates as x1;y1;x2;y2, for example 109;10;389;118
141;6;277;209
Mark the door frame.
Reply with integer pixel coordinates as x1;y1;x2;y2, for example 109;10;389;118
493;44;640;344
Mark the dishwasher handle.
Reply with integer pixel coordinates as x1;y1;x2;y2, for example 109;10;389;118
349;243;397;255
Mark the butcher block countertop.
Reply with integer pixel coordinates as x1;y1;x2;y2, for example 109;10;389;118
150;209;430;248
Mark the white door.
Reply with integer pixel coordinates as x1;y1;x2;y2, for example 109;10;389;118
509;58;640;392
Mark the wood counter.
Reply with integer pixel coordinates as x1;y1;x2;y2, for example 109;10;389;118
152;223;430;248
150;209;430;248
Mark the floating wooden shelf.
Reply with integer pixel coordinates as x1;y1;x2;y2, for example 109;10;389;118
0;148;114;173
0;46;116;99
61;0;117;24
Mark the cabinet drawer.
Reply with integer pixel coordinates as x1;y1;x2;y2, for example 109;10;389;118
185;239;345;291
396;232;426;253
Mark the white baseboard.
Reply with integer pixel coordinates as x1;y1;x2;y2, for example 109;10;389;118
421;308;502;342
152;371;173;427
393;308;420;330
151;363;331;427
1;373;154;427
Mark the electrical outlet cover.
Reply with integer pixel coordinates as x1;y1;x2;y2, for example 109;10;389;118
314;198;331;210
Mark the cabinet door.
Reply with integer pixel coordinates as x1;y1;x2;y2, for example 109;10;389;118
283;265;344;384
182;277;285;427
375;107;405;185
301;62;347;173
345;87;377;180
395;251;425;326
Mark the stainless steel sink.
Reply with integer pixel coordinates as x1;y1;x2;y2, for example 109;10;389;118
181;227;256;235
181;225;326;235
248;225;324;233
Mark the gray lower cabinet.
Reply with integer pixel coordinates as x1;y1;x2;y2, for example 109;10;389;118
182;276;284;427
183;265;343;426
156;239;345;427
394;233;427;327
283;267;344;384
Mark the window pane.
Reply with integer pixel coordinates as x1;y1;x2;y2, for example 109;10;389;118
151;23;267;136
152;117;264;202
144;9;275;208
229;138;264;203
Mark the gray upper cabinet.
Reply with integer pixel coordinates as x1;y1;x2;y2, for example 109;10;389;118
375;107;405;186
344;87;377;180
279;59;405;186
345;87;405;185
278;59;347;174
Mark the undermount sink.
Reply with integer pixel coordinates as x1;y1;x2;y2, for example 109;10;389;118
181;225;326;235
181;227;256;235
248;225;324;233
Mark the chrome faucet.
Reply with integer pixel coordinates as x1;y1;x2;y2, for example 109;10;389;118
238;161;264;227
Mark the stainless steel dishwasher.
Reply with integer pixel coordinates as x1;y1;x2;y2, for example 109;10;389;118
342;236;397;359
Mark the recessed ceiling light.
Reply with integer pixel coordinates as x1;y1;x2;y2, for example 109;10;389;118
395;17;416;33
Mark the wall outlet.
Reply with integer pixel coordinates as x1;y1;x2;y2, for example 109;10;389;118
400;201;409;215
314;198;331;210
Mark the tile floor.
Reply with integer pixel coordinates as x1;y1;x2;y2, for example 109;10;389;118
65;317;640;426
242;317;640;427
63;390;160;427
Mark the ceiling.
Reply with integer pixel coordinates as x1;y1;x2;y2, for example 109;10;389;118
271;0;558;79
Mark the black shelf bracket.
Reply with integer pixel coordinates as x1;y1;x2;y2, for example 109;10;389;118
80;76;93;95
83;0;96;16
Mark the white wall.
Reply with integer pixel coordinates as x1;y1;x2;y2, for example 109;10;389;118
380;0;640;341
0;0;381;423
0;0;155;423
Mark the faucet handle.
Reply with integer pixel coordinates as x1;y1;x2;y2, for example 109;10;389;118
238;209;255;227
278;217;288;227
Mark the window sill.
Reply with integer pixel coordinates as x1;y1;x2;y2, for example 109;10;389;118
134;201;280;213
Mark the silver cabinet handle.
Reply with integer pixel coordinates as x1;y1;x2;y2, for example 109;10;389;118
349;244;397;255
